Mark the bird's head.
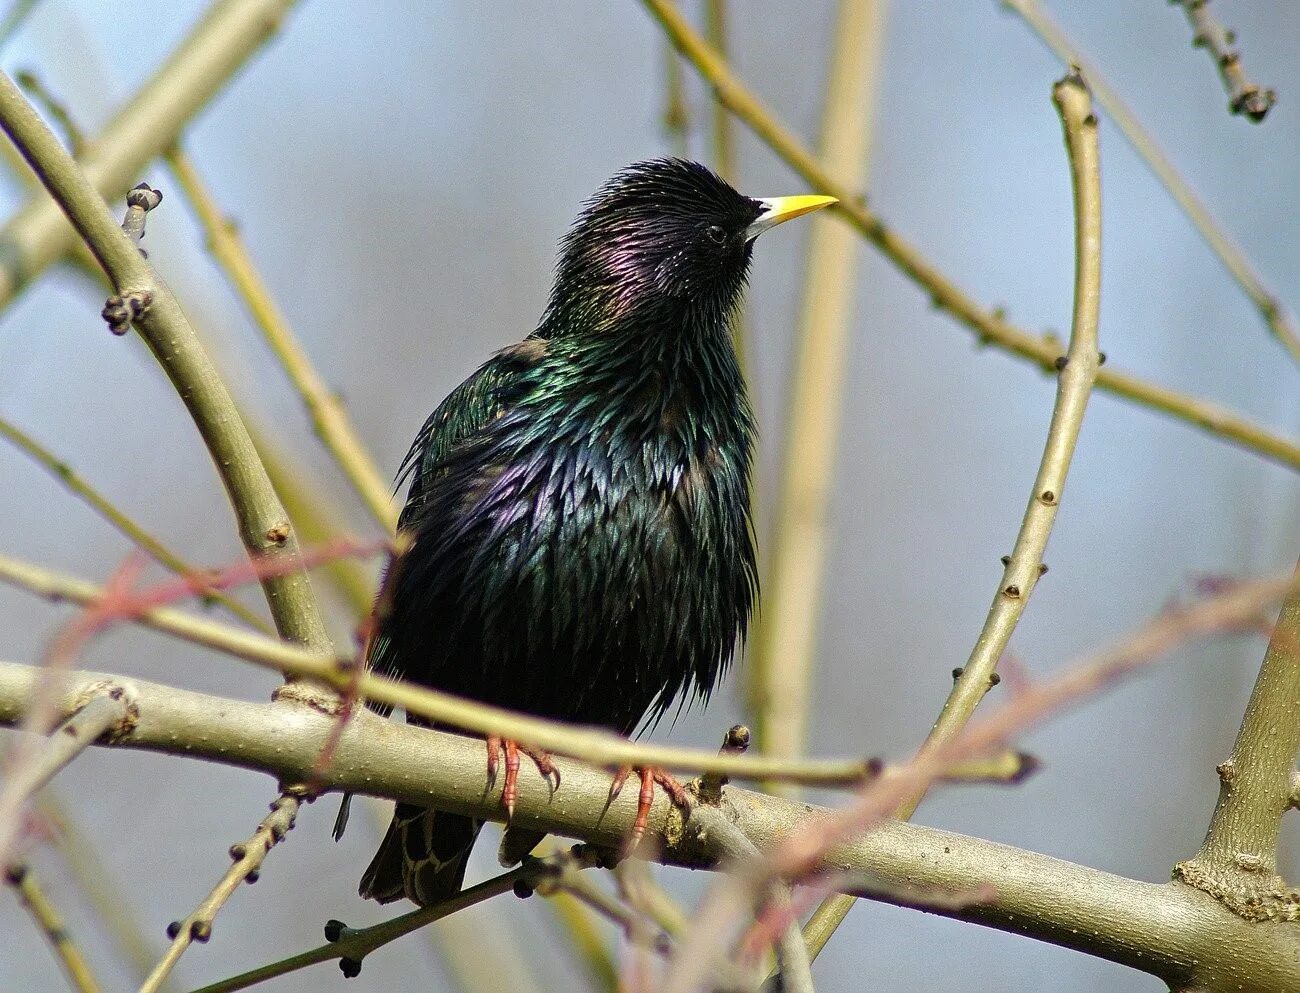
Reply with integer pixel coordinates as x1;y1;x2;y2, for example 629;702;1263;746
544;158;835;333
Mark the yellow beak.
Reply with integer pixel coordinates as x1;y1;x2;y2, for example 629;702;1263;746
745;194;838;239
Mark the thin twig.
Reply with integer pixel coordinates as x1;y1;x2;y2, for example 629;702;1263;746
0;414;271;632
0;690;131;872
637;0;1300;472
0;0;305;311
749;0;887;785
1175;557;1300;919
14;69;85;156
803;66;1103;957
0;67;330;655
1170;0;1276;122
138;796;300;993
0;553;874;785
1002;0;1300;367
164;145;398;532
183;849;594;993
6;864;104;993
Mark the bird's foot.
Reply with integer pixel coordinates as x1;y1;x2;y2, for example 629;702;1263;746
609;765;691;852
486;736;559;821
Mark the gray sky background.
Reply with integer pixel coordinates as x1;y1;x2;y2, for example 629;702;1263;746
1;2;1297;991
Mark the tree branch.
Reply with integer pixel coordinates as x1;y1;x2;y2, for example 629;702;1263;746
138;796;301;993
0;414;270;632
637;0;1300;472
803;66;1104;957
0;67;329;652
1170;0;1276;122
1176;558;1300;920
1002;0;1300;366
0;0;304;311
749;0;888;784
6;864;104;993
0;689;132;871
1;660;1298;990
0;553;873;785
163;146;398;533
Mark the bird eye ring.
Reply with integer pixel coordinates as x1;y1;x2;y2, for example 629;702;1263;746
705;224;726;244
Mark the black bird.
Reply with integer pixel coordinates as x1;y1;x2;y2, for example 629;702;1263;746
353;158;834;906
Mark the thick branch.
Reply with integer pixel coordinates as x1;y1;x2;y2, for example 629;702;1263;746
638;0;1300;472
0;661;1298;991
1177;557;1300;920
0;69;327;651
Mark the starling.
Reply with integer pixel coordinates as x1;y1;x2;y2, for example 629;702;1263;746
352;158;834;906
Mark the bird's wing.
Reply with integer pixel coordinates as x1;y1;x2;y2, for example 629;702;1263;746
394;336;547;531
368;335;547;685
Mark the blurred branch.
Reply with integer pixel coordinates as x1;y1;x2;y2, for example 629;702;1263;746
0;0;39;49
0;67;330;654
1170;0;1275;122
1176;558;1300;919
0;689;131;871
34;792;175;990
704;0;734;183
662;41;689;157
6;864;103;993
749;0;887;786
637;0;1300;472
1002;0;1300;367
5;652;1296;991
164;146;398;533
138;796;300;993
802;67;1103;958
0;0;303;312
0;415;271;632
0;554;874;785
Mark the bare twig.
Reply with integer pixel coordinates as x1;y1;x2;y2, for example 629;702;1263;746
0;553;874;786
6;864;104;993
637;0;1300;472
0;689;131;872
138;796;300;993
14;69;85;155
1176;558;1300;920
184;849;594;993
1170;0;1276;122
0;67;330;654
1002;0;1300;367
0;414;271;632
750;0;887;783
802;67;1104;957
164;146;398;532
120;183;162;250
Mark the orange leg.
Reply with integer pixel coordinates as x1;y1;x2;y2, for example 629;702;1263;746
486;735;559;820
610;765;692;851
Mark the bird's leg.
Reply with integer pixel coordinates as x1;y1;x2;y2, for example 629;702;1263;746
609;765;692;850
486;735;559;820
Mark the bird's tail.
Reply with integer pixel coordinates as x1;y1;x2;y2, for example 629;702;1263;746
359;803;482;906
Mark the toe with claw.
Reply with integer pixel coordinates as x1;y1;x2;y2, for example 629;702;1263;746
486;736;559;820
610;765;691;852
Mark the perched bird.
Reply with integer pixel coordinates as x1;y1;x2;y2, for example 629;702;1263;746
352;158;834;906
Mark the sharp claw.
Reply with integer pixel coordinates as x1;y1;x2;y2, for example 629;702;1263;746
486;735;501;784
609;764;632;802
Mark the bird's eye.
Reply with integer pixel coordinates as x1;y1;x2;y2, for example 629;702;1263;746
704;224;726;244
